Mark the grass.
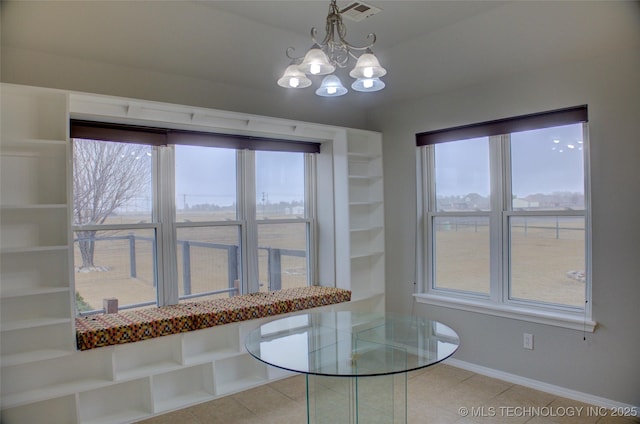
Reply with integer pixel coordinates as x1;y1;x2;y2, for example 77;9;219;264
75;291;93;312
73;213;586;312
74;212;309;311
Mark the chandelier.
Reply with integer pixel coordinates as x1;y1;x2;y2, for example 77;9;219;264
277;0;387;97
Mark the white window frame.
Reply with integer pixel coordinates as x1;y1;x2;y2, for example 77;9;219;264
72;141;318;313
415;124;595;332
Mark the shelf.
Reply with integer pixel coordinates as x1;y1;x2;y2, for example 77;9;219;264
0;317;72;332
0;142;67;205
349;201;383;207
182;324;241;365
350;226;384;233
183;348;240;366
1;207;68;249
153;391;213;415
2;378;112;410
78;379;152;424
1;138;67;148
214;353;268;396
348;174;382;181
1;290;71;335
1;321;74;363
1;348;74;368
350;250;385;260
80;408;151;424
0;245;69;254
152;364;214;413
0;394;77;424
1;344;112;408
0;247;70;295
0;286;69;299
0;203;67;210
113;337;182;381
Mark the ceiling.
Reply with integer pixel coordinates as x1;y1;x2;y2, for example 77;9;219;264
2;1;638;108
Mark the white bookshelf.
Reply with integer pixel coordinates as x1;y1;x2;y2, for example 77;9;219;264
0;85;76;408
346;130;386;299
0;84;385;424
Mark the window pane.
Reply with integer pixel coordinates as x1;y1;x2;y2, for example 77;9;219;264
175;145;237;222
74;229;157;312
435;137;490;211
510;216;585;307
257;222;309;292
176;226;241;301
73;139;153;225
433;216;490;295
256;151;305;219
511;124;585;210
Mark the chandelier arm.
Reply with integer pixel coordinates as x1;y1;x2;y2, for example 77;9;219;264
285;47;304;61
329;43;350;68
339;32;377;52
312;25;333;47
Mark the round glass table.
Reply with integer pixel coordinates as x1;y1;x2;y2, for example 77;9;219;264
245;310;459;423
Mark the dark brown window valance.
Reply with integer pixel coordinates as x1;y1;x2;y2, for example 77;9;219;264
416;105;588;147
70;119;321;154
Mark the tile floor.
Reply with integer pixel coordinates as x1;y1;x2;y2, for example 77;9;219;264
137;364;639;423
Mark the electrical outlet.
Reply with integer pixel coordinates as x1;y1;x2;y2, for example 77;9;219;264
523;333;534;350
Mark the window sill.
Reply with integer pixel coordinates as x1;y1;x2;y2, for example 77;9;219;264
414;293;596;332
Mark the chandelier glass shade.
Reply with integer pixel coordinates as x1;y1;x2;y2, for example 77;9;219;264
277;0;387;97
277;64;313;88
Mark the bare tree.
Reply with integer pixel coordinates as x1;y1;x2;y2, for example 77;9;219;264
73;139;152;269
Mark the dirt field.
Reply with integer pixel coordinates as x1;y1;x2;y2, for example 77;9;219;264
434;216;585;307
74;214;585;312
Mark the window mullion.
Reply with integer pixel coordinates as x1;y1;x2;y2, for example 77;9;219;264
238;150;259;293
582;123;593;319
305;153;318;285
424;146;436;293
489;135;507;303
157;145;179;306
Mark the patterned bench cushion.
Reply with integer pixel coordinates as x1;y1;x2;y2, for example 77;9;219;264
75;286;351;350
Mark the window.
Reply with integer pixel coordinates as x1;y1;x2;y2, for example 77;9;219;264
416;106;592;329
71;121;319;314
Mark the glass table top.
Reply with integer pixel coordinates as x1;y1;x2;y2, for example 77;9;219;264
245;311;459;377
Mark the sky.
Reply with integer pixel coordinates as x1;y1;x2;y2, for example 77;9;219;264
101;122;585;214
435;123;585;199
175;146;304;209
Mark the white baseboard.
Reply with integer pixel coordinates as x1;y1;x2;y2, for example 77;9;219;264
444;358;639;410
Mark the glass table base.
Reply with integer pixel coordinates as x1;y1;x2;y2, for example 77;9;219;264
307;373;407;424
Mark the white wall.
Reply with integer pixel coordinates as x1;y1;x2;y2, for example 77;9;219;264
0;46;368;130
369;43;640;405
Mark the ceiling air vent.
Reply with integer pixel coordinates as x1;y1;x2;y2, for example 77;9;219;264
339;1;381;22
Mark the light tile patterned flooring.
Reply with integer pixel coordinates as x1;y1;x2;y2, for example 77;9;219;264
137;364;639;424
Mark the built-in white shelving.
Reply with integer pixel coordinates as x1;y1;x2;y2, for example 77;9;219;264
0;85;77;415
0;84;385;424
346;130;385;299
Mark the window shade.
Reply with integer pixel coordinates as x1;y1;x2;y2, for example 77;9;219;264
70;119;321;153
416;105;588;147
